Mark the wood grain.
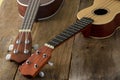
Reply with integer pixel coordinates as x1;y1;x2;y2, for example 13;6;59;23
0;0;22;80
1;0;120;80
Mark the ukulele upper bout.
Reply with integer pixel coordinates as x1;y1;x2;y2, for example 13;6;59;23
77;0;120;25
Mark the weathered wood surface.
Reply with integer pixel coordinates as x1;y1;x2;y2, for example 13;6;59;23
1;0;120;80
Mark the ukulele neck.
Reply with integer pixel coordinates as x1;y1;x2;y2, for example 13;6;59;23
45;17;94;49
20;0;41;31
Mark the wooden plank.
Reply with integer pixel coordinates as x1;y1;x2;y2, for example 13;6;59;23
0;0;23;80
14;0;80;80
69;0;120;80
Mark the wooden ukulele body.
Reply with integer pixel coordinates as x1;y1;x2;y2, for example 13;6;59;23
78;0;120;39
17;0;64;20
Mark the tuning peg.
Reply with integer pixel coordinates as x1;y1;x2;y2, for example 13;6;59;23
32;44;39;50
5;54;11;60
39;71;45;77
48;61;54;66
8;44;14;51
16;39;21;44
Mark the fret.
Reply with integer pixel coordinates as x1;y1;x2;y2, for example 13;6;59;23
73;23;84;29
58;34;68;39
50;41;60;47
63;29;75;35
66;27;78;33
48;36;65;46
61;31;71;37
60;33;70;38
54;36;64;42
77;22;87;26
55;35;67;41
47;17;94;47
51;40;59;45
52;38;61;43
81;21;90;25
70;26;81;32
51;34;68;47
47;42;56;47
69;26;81;31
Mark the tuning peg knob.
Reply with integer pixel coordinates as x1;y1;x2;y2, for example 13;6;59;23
39;71;45;77
8;44;14;51
5;54;11;60
32;44;39;50
48;61;54;66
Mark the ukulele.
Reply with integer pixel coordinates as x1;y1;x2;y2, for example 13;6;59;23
17;0;64;20
5;0;64;63
19;0;120;77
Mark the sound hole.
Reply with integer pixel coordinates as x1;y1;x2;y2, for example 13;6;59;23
94;9;108;15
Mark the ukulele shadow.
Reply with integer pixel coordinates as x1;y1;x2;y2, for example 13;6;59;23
32;65;62;80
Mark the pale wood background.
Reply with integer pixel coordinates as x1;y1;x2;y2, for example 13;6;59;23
0;0;3;6
1;0;120;80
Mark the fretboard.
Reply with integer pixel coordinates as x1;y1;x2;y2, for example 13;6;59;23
20;0;41;30
46;17;94;48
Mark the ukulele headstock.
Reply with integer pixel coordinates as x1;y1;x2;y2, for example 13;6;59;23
6;30;32;63
19;45;53;77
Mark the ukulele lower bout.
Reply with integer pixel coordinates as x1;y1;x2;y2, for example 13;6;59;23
17;0;64;20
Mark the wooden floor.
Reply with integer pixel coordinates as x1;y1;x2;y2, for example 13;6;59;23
1;0;120;80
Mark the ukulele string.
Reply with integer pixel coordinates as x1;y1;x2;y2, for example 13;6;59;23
23;0;36;51
25;0;41;31
24;0;42;52
24;0;40;52
16;0;38;52
28;0;42;29
16;0;34;51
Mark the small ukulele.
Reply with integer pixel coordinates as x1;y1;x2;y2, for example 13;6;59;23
5;0;64;63
19;0;120;77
